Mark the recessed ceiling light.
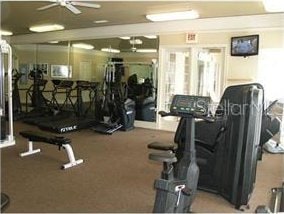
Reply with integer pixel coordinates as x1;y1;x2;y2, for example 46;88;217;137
130;39;143;45
146;10;199;22
119;37;131;40
263;0;284;12
48;41;59;44
144;35;157;39
136;49;157;53
72;43;94;50
101;48;120;53
29;24;64;33
94;20;109;24
0;30;13;36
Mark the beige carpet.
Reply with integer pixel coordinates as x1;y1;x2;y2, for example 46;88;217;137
1;121;283;213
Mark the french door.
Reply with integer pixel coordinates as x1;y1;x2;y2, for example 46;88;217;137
158;46;226;131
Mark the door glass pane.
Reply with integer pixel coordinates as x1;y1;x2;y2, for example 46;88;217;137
164;50;191;112
196;48;223;102
159;47;225;131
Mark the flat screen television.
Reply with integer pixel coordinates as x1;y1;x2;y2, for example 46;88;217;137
231;34;259;57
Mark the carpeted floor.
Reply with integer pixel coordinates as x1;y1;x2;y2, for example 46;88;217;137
1;121;283;213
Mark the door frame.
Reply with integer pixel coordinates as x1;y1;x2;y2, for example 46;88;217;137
157;44;229;131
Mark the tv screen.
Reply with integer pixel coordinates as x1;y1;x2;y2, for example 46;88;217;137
231;35;259;57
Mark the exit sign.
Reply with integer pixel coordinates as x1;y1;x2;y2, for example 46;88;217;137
186;33;198;43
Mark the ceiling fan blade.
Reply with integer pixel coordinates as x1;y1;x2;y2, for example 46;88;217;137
71;2;101;9
65;3;81;14
37;3;58;11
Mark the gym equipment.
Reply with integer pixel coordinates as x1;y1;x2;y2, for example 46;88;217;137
73;80;98;117
128;74;156;122
25;70;49;111
19;130;83;169
0;40;15;212
1;193;10;212
175;83;264;209
255;183;284;213
269;184;284;213
92;61;135;134
263;139;284;153
22;79;73;126
149;83;264;210
0;40;15;148
260;100;282;156
148;95;212;213
11;69;24;120
50;79;74;112
25;80;99;134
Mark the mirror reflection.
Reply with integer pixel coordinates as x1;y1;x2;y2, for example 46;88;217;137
11;36;159;127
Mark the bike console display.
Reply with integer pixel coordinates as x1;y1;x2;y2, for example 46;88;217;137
170;95;210;116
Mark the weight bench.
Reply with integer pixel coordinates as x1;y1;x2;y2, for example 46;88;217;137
19;131;83;169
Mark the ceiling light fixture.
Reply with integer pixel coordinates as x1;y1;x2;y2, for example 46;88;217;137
0;30;13;36
48;41;59;44
262;0;284;12
146;10;199;22
94;20;109;24
101;48;120;53
130;39;143;45
119;37;131;40
72;43;94;50
144;35;157;39
136;49;157;53
29;24;64;33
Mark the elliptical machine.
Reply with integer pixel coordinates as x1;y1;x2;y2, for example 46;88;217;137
148;95;212;213
93;62;135;134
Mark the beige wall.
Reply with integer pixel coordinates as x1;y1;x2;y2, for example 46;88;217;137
159;30;284;87
13;29;283;104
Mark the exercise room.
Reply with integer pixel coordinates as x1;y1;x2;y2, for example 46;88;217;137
0;1;283;213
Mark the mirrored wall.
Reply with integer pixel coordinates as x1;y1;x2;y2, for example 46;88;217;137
12;36;159;122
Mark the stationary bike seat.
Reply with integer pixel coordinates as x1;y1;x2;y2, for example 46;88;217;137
149;152;177;163
148;142;177;151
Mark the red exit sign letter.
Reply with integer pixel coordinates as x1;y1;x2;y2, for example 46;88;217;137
186;33;198;43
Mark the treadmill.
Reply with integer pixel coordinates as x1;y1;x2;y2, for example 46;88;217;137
37;80;99;134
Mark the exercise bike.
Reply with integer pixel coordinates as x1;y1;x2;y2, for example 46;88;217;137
148;95;212;213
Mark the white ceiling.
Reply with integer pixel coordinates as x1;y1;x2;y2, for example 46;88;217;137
1;1;269;36
2;0;284;51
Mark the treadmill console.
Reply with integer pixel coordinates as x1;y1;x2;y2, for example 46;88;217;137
170;95;210;116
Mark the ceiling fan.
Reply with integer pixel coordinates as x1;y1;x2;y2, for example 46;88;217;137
121;37;143;53
37;0;101;15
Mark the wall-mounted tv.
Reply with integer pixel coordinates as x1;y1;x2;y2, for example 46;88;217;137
231;34;259;57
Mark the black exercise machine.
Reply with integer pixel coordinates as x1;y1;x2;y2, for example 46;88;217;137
1;193;10;212
128;74;156;122
174;83;264;210
24;80;99;134
260;99;282;156
19;130;83;169
193;83;264;210
93;62;135;134
22;79;73;127
11;69;24;120
148;83;265;210
50;79;74;112
148;95;212;213
73;80;98;117
25;69;49;111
